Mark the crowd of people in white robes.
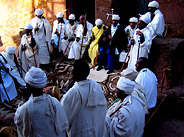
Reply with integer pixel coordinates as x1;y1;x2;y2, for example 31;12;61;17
0;0;166;137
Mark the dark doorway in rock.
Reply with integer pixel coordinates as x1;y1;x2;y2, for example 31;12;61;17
66;0;95;25
111;0;149;27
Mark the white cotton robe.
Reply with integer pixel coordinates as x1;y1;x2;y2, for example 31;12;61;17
105;88;146;137
145;9;165;39
60;22;78;56
18;34;40;78
51;20;67;48
0;56;17;102
31;17;51;64
128;27;152;70
135;68;158;109
14;94;69;137
1;52;26;87
61;79;107;137
124;25;137;44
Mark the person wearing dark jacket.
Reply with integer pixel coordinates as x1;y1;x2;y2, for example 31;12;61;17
97;14;128;74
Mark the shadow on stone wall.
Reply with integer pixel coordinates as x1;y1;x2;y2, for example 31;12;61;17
149;37;184;91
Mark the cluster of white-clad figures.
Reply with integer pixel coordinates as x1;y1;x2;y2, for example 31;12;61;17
0;0;165;137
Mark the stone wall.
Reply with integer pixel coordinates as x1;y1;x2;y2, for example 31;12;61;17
0;0;66;51
158;0;184;37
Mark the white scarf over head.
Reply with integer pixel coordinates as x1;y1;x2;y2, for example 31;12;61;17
117;77;136;95
25;66;47;88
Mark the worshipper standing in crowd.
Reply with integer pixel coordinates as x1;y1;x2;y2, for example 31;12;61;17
51;12;68;59
135;57;158;110
144;0;165;39
61;60;107;137
14;66;69;137
75;15;93;60
0;52;17;103
119;17;138;66
128;14;152;70
31;8;51;72
68;34;82;60
60;14;78;58
88;18;107;67
97;14;128;74
124;17;138;44
1;46;26;89
18;23;40;78
104;68;147;137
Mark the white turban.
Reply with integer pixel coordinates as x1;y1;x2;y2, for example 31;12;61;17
24;23;33;30
35;9;43;16
129;17;138;23
139;14;151;24
6;46;15;54
148;1;159;8
95;18;103;26
112;14;120;21
120;68;138;81
25;66;47;88
56;12;63;18
69;14;75;20
117;77;136;95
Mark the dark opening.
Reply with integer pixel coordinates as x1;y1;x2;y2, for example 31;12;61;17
111;0;149;27
66;0;95;25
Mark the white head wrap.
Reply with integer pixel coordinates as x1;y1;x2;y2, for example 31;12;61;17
139;14;151;24
129;17;138;23
24;23;33;30
117;77;136;95
25;66;47;88
121;68;138;81
6;46;15;54
112;14;120;21
56;12;63;18
69;14;75;20
95;18;103;26
35;9;43;16
148;1;159;8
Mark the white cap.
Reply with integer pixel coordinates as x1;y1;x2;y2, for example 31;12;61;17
56;12;63;18
24;23;33;30
148;1;159;8
117;77;136;95
95;18;103;26
69;14;75;20
112;14;120;21
25;66;47;88
129;17;138;23
120;68;138;81
139;14;151;24
35;9;43;16
6;46;15;54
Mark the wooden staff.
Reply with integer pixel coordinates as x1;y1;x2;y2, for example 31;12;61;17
80;13;87;58
120;47;131;72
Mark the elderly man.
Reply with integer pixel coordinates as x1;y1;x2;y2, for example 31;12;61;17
128;14;152;70
97;14;128;74
61;60;107;137
135;57;158;109
51;12;68;59
60;14;78;57
88;18;107;66
124;17;138;44
14;66;69;137
75;15;93;60
31;9;51;72
18;23;40;78
1;46;26;88
105;69;147;137
0;52;17;103
144;1;165;39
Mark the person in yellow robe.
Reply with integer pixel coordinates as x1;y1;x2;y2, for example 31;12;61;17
88;19;106;66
